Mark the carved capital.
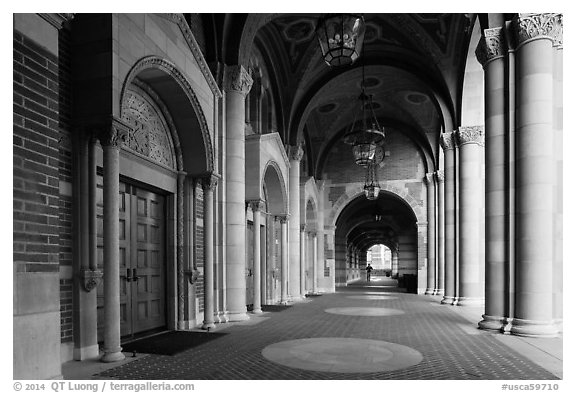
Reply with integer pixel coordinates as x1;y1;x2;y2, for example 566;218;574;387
185;269;201;284
224;65;253;96
97;117;130;148
248;199;265;212
440;132;456;151
512;13;563;49
424;173;436;185
300;224;308;232
287;144;304;162
275;214;289;224
82;269;103;292
435;170;445;183
456;126;485;147
200;173;220;192
476;27;507;67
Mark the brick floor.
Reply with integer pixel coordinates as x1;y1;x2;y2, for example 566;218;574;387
95;283;560;380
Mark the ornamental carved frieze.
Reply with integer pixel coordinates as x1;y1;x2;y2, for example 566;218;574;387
456;126;485;147
476;27;507;67
440;132;456;151
122;88;176;169
287;144;304;162
512;13;563;48
224;65;253;96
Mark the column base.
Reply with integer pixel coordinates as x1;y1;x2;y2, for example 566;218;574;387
441;296;455;305
455;297;484;307
251;308;263;314
202;321;216;330
227;311;250;322
215;312;229;323
424;288;435;295
478;314;506;331
73;344;100;361
100;349;125;363
433;289;444;296
510;318;559;338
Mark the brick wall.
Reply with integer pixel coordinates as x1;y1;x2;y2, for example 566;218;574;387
13;29;61;274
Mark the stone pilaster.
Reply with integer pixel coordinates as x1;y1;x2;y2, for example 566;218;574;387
508;13;561;337
424;173;436;295
288;144;304;300
223;65;253;321
477;26;509;331
455;126;485;307
300;224;307;295
440;132;457;305
98;118;129;363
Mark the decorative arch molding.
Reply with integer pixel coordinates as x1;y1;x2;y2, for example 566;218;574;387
329;184;425;227
120;55;215;174
262;159;289;215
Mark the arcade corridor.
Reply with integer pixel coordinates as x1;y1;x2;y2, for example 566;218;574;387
63;277;562;380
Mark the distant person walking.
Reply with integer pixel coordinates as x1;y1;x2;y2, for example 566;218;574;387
366;263;374;282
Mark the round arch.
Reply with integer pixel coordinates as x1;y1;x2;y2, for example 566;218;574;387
329;184;425;228
262;160;288;215
119;55;215;175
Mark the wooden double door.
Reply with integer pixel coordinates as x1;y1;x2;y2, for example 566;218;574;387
97;180;167;339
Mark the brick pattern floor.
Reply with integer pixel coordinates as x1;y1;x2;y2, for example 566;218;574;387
97;285;559;380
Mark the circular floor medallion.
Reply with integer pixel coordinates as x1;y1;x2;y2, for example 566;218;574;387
347;295;398;300
262;338;422;373
325;307;405;316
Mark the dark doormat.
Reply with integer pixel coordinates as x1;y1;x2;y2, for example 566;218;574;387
246;304;292;312
122;331;228;356
305;293;322;297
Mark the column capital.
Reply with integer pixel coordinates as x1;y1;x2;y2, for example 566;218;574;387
287;144;304;162
200;173;220;192
435;170;445;183
440;132;456;151
94;117;130;148
456;126;485;147
248;199;266;212
300;224;307;232
424;172;436;186
223;65;253;97
511;13;563;49
476;27;508;67
274;214;290;224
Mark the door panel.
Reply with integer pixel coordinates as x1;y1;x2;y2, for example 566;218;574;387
97;179;166;341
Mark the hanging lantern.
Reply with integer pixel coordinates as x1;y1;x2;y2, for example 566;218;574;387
343;92;385;167
364;161;381;201
316;14;366;67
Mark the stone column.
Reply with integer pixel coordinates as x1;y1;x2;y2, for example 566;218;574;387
288;145;304;300
510;13;561;337
278;215;289;304
455;126;485;306
316;181;326;291
435;170;445;296
99;119;128;363
260;219;267;306
300;225;307;295
202;174;219;329
391;248;399;276
424;173;436;295
249;200;264;314
312;231;318;294
476;26;509;331
223;65;253;321
440;132;457;305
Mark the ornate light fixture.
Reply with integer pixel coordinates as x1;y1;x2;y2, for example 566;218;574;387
363;148;383;200
316;14;366;67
